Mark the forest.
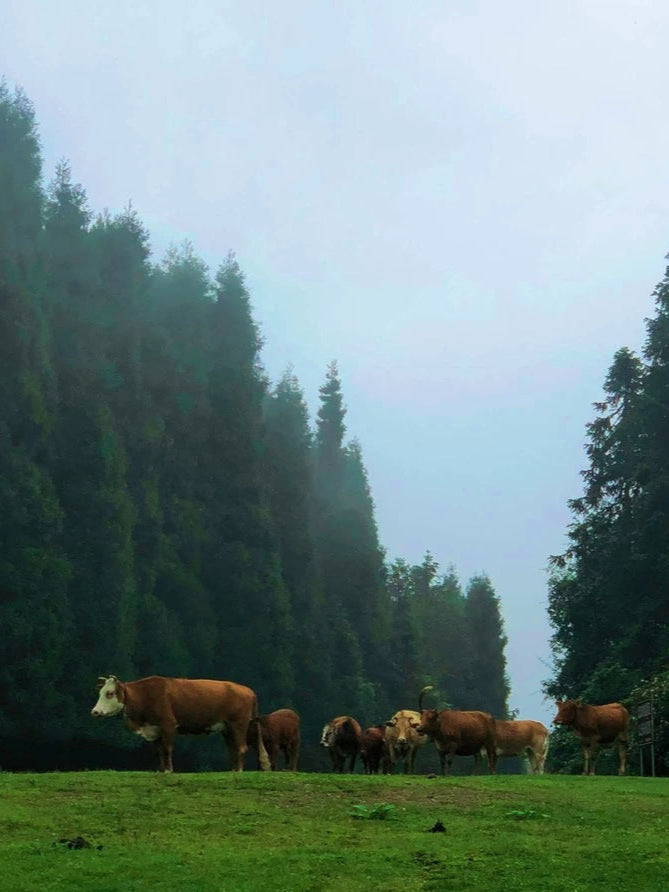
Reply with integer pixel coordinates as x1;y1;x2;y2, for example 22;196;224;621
0;82;510;770
546;247;669;773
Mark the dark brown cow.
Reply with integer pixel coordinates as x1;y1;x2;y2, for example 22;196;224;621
487;719;550;774
247;708;301;771
320;716;362;773
360;725;389;774
91;675;270;772
412;686;497;775
553;699;629;775
384;709;428;774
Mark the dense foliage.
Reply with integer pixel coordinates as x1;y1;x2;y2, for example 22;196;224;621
0;83;509;770
546;250;669;773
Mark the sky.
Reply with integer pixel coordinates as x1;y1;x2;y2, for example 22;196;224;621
3;0;669;728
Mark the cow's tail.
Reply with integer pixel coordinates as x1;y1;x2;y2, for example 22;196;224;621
418;685;435;712
253;697;271;771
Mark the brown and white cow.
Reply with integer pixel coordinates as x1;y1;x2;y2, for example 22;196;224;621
384;710;428;774
247;708;301;771
412;686;497;775
485;719;550;774
553;699;629;775
360;725;389;774
320;716;362;773
91;675;270;772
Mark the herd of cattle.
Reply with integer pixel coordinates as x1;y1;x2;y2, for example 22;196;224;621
91;675;631;776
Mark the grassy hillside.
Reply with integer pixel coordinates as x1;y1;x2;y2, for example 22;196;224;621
1;771;668;891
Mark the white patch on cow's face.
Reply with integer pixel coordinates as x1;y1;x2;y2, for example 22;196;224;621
91;677;124;717
320;723;334;747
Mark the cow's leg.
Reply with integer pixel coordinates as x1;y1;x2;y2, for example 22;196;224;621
437;745;448;776
486;741;497;774
154;739;167;772
156;729;176;773
268;742;279;771
584;742;597;775
290;734;300;771
618;736;628;776
224;725;249;772
349;751;357;773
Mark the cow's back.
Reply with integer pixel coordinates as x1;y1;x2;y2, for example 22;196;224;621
149;677;256;729
588;703;629;744
333;716;362;753
441;710;495;754
264;708;300;745
495;720;548;754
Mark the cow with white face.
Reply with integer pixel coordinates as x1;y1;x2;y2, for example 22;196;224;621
92;676;126;717
91;674;271;772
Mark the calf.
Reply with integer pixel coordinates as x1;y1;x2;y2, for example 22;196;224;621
412;686;496;775
320;716;362;773
91;675;270;772
384;710;428;774
360;725;389;774
553;699;629;775
487;719;549;773
247;708;301;770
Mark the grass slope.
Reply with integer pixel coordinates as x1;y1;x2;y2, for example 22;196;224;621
1;771;669;891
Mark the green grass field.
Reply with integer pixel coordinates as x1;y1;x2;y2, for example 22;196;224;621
2;771;668;891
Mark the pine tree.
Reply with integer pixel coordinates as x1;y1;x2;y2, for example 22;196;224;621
465;574;509;716
263;368;333;730
0;84;71;741
206;254;293;706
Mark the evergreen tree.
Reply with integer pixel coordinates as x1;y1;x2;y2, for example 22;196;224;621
264;369;333;730
465;574;510;716
0;84;71;740
206;254;292;707
386;558;421;707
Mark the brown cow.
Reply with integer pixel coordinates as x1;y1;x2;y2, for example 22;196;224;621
320;716;362;773
486;719;550;774
360;725;389;774
412;686;497;775
553;699;629;775
247;708;301;771
91;675;270;772
384;710;428;774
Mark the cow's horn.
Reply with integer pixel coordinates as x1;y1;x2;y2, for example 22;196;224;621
419;685;435;711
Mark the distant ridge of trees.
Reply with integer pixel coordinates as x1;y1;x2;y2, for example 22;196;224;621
0;81;509;770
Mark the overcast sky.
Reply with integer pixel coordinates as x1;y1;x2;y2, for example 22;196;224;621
4;1;669;727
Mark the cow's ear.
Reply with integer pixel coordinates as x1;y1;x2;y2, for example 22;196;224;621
555;700;562;707
385;721;394;727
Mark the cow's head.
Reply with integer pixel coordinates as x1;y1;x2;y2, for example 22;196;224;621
91;676;125;717
387;711;417;748
553;699;582;726
412;708;439;737
320;723;335;747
